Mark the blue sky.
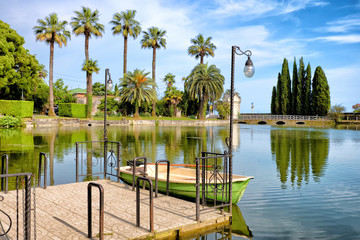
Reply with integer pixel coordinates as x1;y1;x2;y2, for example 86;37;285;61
1;0;359;113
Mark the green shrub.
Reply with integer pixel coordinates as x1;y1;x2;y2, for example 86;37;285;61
140;112;151;117
95;111;104;118
188;115;196;119
0;100;34;117
58;103;87;118
0;116;22;128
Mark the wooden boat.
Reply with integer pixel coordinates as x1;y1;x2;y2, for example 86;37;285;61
118;164;253;204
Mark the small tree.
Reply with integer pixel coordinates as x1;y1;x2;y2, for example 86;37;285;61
215;101;230;119
311;66;330;116
353;104;360;113
328;104;345;123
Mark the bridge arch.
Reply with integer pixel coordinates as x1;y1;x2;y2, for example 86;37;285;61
258;121;267;125
276;121;286;125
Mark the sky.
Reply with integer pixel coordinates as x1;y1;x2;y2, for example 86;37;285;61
1;0;359;113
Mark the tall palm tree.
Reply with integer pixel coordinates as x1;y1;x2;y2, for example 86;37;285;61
188;34;216;64
185;63;224;119
110;10;141;77
163;73;176;88
34;13;71;116
118;69;157;118
71;6;104;118
141;27;167;116
82;59;100;117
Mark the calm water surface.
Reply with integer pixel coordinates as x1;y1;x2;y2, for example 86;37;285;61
1;124;359;239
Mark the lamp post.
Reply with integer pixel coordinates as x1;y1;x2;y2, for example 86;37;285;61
229;46;254;213
104;68;113;141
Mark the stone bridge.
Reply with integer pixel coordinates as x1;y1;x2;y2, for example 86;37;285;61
236;114;333;126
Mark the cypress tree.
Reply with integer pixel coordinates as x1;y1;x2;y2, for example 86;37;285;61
311;66;330;116
271;86;277;114
276;72;282;114
280;58;291;115
292;57;300;114
298;57;305;114
303;63;312;115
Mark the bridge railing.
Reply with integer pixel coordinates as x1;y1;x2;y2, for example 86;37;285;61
238;114;331;121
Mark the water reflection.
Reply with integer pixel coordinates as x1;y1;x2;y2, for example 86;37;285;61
270;128;329;188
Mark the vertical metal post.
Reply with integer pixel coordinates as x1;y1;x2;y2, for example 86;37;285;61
155;160;170;197
229;46;236;214
136;177;154;232
195;158;200;222
117;142;121;182
75;142;79;182
1;154;8;193
24;174;31;239
104;68;109;180
38;152;47;189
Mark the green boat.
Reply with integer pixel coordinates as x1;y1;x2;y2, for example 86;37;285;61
119;164;253;204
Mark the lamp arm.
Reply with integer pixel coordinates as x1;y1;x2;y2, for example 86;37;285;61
233;46;252;57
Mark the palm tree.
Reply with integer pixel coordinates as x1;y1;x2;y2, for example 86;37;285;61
118;69;157;118
82;59;100;117
110;10;141;77
71;6;104;118
141;27;167;116
185;63;224;119
188;34;216;64
164;86;183;117
163;73;176;88
34;13;71;116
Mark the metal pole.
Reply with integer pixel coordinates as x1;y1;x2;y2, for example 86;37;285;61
104;68;109;179
229;46;236;214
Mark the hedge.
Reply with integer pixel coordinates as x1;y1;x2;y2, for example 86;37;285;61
58;103;87;118
0;100;34;117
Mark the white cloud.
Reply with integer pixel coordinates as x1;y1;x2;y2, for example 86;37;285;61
314;35;360;44
318;15;360;33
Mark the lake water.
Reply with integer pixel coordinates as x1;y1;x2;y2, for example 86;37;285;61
1;124;360;239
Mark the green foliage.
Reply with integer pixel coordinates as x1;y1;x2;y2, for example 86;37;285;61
97;97;119;115
140;112;151;117
188;34;216;64
280;58;291;114
311;66;330;116
58;103;87;118
119;69;157;117
1;20;47;111
163;73;176;88
352;104;360;113
292;57;302;115
303;63;312;115
184;63;224;119
271;86;277;114
54;79;76;104
0;100;34;117
215;101;230;119
188;115;196;119
328;104;345;123
156;99;168;116
0;115;21;128
94;111;104;118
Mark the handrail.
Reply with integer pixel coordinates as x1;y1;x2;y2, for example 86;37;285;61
1;154;9;193
38;152;47;189
136;177;154;232
87;182;104;240
155;160;170;197
131;156;147;191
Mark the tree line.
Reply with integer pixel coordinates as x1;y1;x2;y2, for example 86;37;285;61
271;57;330;116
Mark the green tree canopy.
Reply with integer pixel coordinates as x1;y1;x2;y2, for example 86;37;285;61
1;20;48;111
118;69;157;118
311;66;330;116
184;63;224;119
188;34;216;64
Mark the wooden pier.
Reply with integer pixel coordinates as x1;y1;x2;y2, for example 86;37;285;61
0;179;230;239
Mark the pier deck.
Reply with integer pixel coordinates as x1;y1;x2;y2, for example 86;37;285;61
0;179;230;239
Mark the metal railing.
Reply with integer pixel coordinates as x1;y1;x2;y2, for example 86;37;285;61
131;156;148;191
75;140;121;182
195;151;230;222
136;177;154;233
0;173;34;239
87;182;104;240
155;160;170;197
238;114;330;121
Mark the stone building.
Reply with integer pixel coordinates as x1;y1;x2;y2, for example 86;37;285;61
222;92;241;119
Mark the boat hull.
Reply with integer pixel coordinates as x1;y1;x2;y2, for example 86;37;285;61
119;169;251;204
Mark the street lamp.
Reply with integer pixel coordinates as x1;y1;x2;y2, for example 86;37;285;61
104;68;113;141
228;46;254;212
